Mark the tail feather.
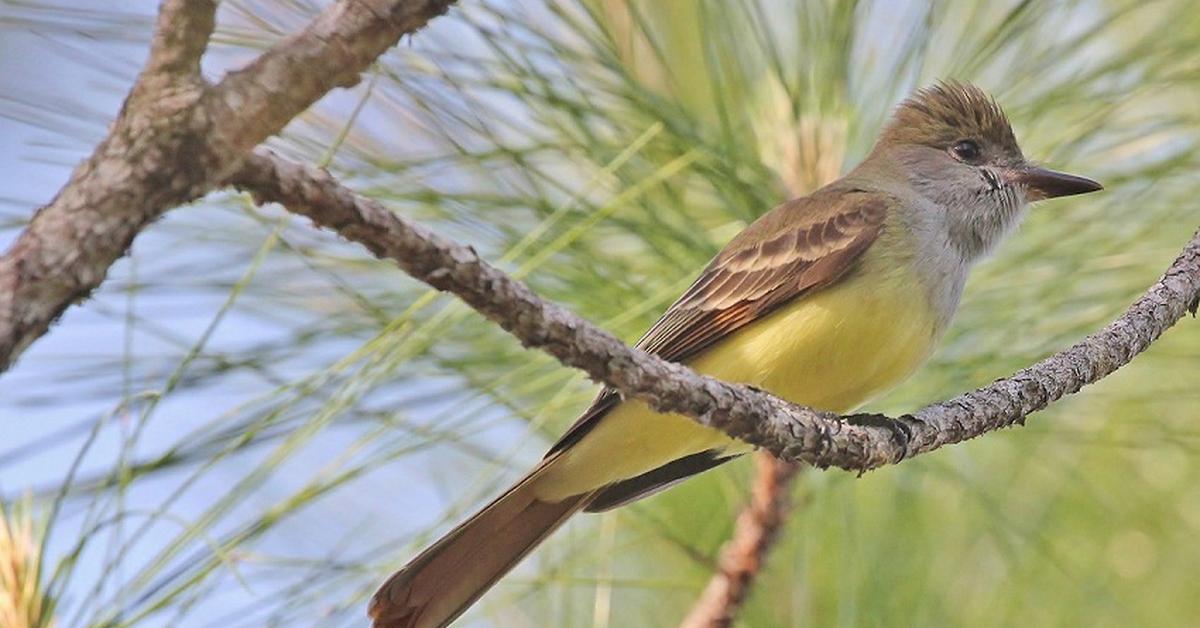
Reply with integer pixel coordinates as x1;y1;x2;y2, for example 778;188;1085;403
585;449;738;512
369;462;594;628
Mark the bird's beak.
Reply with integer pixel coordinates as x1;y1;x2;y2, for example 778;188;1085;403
1006;164;1103;201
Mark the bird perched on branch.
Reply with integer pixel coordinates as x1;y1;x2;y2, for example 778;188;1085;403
368;81;1102;628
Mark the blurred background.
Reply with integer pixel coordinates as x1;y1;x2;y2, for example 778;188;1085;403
2;0;1199;626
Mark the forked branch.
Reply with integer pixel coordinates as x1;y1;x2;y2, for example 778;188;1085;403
0;0;457;372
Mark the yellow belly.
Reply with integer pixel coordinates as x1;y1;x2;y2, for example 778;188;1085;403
535;269;939;500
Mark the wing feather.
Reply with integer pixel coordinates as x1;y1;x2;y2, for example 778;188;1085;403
547;189;888;455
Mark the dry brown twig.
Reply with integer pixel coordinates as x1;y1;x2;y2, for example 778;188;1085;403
679;454;801;628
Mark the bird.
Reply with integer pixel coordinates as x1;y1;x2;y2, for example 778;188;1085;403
367;81;1103;628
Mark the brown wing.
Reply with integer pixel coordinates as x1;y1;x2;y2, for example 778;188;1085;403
547;189;888;456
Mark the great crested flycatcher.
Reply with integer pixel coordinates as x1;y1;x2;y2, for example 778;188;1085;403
368;81;1102;628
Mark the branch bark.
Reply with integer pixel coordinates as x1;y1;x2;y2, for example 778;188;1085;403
0;0;456;372
0;0;219;370
230;149;1200;473
142;0;217;79
207;0;456;156
680;454;801;628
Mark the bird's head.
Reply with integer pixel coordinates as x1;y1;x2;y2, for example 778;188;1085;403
871;81;1102;259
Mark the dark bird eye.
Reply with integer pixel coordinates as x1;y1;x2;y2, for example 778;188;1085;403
951;139;982;162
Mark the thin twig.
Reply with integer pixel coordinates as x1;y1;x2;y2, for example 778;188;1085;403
680;454;801;628
230;149;1200;473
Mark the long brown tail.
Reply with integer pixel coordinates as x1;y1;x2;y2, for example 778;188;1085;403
369;461;594;628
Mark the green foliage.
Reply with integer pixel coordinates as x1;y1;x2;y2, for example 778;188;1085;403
2;0;1199;626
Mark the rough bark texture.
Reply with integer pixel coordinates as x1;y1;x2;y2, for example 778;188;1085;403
0;0;219;370
680;454;801;628
0;0;457;372
207;0;456;155
231;149;1200;473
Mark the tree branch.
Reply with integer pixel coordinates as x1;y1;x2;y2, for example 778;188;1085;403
141;0;218;79
208;0;455;155
0;0;221;371
0;0;457;373
230;149;1200;473
680;454;800;628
